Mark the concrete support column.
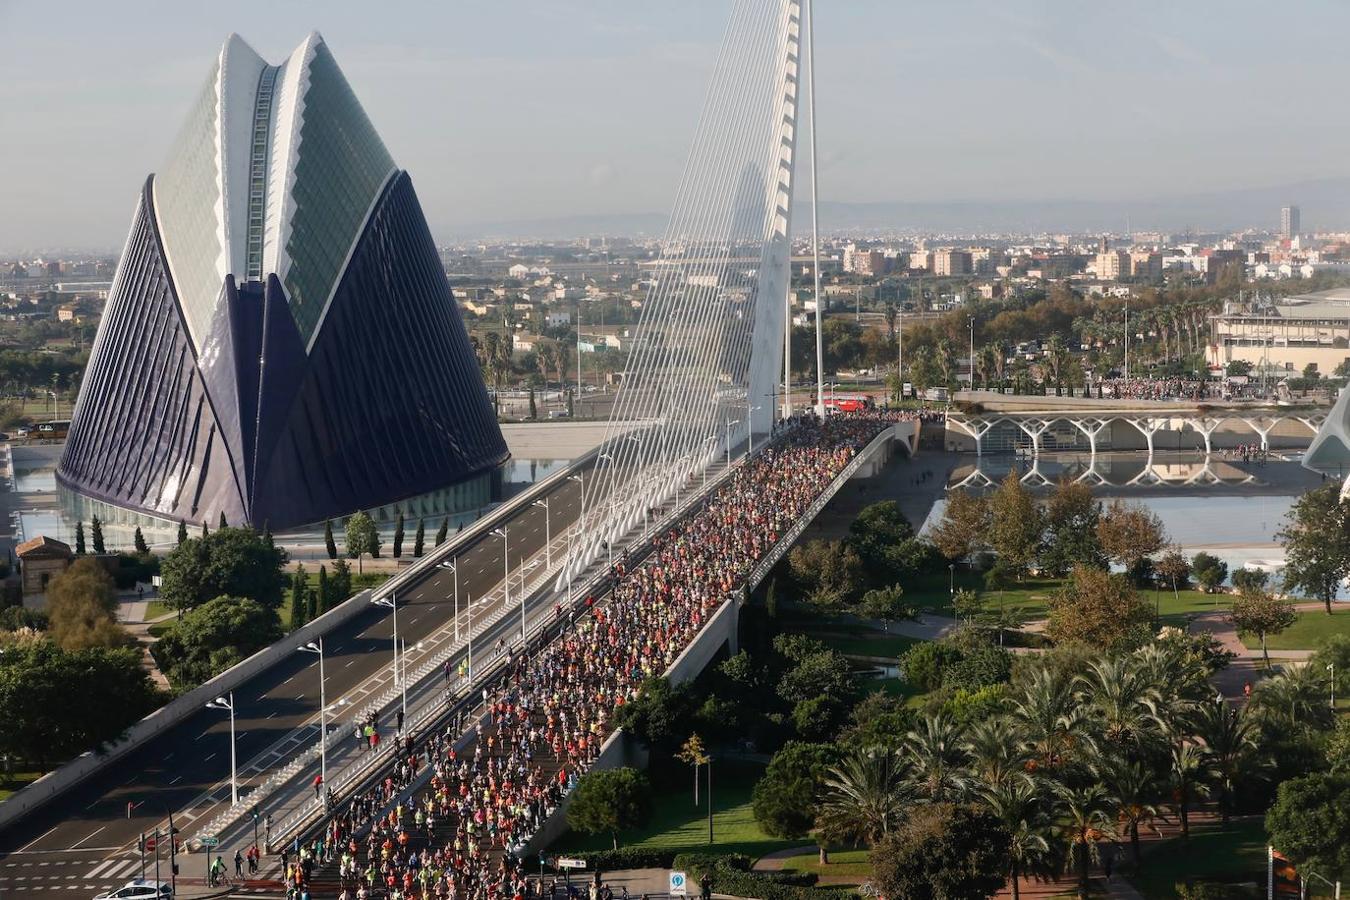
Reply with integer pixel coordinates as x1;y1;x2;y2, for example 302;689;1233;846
1126;417;1162;456
1015;418;1051;456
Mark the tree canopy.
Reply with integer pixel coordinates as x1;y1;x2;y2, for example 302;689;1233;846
158;527;289;611
151;596;283;690
0;641;161;767
46;557;130;650
870;803;1012;900
566;767;652;850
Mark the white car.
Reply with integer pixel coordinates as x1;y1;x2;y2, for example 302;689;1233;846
93;880;173;900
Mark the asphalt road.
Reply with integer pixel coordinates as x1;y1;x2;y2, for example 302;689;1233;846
0;458;599;899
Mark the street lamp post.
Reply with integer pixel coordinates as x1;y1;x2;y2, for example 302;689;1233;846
492;525;510;629
516;559;540;643
968;315;975;391
532;498;551;568
296;639;327;799
725;419;740;468
372;594;400;715
1331;662;1337;710
438;559;459;641
205;693;237;806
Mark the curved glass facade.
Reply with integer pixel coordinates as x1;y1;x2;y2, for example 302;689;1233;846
282;41;395;346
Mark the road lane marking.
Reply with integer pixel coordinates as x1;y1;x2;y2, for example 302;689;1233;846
68;826;105;850
16;825;58;852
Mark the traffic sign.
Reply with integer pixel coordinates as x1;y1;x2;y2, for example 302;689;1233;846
669;871;687;896
143;836;156;852
200;835;219;848
557;857;587;870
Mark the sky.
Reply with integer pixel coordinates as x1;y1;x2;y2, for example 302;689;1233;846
2;0;1349;253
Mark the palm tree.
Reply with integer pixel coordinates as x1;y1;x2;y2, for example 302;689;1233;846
1010;668;1093;771
1096;757;1161;868
1162;741;1213;841
963;717;1029;791
903;712;971;802
1193;699;1261;827
982;777;1056;900
815;747;912;850
1251;662;1334;733
536;342;557;388
1075;656;1160;751
1056;782;1114;898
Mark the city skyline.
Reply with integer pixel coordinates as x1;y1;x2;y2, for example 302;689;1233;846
4;0;1350;252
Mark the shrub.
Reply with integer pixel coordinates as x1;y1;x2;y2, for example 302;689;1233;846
900;641;962;691
941;644;1013;691
674;854;826;900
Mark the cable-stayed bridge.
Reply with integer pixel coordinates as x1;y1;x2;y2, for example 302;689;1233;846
566;0;815;585
0;4;901;897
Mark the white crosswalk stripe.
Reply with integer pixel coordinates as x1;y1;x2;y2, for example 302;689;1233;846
84;859;119;878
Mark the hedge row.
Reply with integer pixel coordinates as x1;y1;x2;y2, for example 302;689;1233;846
672;854;833;900
571;847;679;870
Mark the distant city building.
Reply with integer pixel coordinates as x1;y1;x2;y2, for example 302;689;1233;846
1208;287;1350;376
58;33;506;531
934;249;973;277
1129;250;1163;281
1095;250;1129;281
1282;204;1301;239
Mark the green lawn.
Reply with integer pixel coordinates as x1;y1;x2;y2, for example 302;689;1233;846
820;633;922;659
1241;609;1350;652
143;600;172;621
780;847;871;880
0;771;44;803
1127;819;1268;898
551;760;798;860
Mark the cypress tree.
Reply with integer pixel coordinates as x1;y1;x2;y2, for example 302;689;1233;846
392;512;405;559
262;522;273;550
332;558;352;605
75;521;86;555
528;387;537;419
307;588;319;623
176;520;188;545
289;564;308;629
133;526;149;554
413;519;425;558
317;565;331;612
201;521;209;539
435;518;449;548
91;516;106;554
324;520;338;560
218;511;227;529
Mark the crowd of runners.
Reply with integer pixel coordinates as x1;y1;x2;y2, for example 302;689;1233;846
277;413;894;900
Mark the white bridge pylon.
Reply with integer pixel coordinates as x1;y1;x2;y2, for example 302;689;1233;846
559;0;810;588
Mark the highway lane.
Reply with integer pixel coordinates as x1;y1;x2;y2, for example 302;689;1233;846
0;458;598;898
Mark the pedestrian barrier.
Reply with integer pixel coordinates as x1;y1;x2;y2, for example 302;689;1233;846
0;445;599;834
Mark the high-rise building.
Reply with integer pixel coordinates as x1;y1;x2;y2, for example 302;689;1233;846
1282;204;1301;239
1095;251;1129;281
934;249;973;277
57;33;507;531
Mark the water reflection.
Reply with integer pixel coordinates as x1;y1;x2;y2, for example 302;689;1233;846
947;451;1317;491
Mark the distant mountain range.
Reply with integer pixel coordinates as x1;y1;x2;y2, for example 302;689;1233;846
441;176;1350;241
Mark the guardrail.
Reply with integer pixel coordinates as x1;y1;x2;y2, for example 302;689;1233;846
746;423;899;590
276;448;755;850
0;449;599;837
190;451;604;844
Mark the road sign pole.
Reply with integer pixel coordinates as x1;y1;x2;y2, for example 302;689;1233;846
139;833;145;879
153;830;160;888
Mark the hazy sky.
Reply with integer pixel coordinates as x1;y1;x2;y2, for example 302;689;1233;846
2;0;1349;253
